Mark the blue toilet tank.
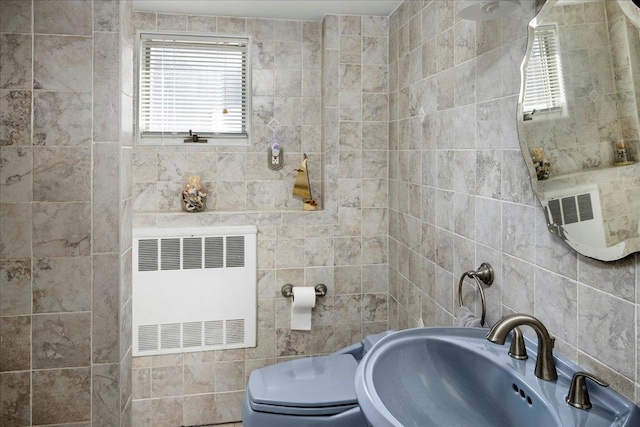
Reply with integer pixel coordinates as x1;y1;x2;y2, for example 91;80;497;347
242;330;394;427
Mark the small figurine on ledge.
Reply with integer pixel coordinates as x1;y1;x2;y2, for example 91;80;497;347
182;175;207;212
531;148;551;180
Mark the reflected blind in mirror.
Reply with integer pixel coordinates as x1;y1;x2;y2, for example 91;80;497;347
523;25;566;114
139;33;250;145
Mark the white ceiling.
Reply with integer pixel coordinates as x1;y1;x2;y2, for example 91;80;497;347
132;0;403;22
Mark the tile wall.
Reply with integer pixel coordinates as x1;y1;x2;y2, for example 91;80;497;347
130;13;390;426
388;0;640;404
0;0;133;425
131;13;324;213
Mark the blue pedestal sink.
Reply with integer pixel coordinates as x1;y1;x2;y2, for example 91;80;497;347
355;328;640;427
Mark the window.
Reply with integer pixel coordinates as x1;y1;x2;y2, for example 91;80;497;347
523;25;566;117
138;32;251;146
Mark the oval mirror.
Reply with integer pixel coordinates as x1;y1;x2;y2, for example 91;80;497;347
518;0;640;261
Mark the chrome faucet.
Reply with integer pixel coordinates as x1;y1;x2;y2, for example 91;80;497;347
486;313;557;381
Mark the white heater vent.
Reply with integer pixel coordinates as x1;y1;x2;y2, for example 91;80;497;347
545;186;605;248
133;226;257;356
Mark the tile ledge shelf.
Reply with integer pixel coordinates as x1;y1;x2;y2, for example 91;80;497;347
133;209;337;228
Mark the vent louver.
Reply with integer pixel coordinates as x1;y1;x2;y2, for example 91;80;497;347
138;239;158;272
182;321;202;347
138;324;158;351
183;238;202;270
161;238;180;270
161;323;181;349
547;193;595;226
205;236;224;268
205;320;224;346
226;236;245;268
226;319;245;344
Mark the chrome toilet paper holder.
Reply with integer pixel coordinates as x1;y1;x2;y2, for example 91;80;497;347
281;284;327;298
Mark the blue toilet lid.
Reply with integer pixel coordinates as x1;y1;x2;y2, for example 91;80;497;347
248;354;359;412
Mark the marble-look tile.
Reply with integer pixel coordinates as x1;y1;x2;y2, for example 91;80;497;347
275;69;302;97
94;0;120;32
340;35;362;64
578;285;635;379
0;259;31;316
0;90;31;146
0;371;31;426
94;143;120;252
363;16;387;37
275;328;306;356
476;149;502;198
156;13;186;31
502;202;535;261
33;256;91;313
577;255;635;303
0;203;32;259
0;0;32;34
0;34;31;89
362;293;387;322
187;15;217;33
217;16;245;34
93;254;119;364
475;196;502;251
0;316;31;371
152;366;183;397
214;391;243;424
34;35;92;91
33;147;91;202
305;237;334;267
0;146;32;202
502;255;534;314
92;363;120;427
534;267;577;345
151;397;183;427
33;91;92;146
501;150;534;205
533;207;577;279
32;368;91;425
363;37;387;65
94;32;120;142
183;394;217;426
275;238;305;268
32;312;91;369
215;361;245;392
34;0;92;35
183;363;215;394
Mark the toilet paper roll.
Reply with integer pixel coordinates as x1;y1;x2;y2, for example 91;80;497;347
290;286;317;331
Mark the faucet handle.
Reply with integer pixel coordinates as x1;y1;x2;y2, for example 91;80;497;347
566;371;609;410
508;327;528;360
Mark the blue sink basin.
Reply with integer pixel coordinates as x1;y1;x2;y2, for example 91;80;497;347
355;328;640;427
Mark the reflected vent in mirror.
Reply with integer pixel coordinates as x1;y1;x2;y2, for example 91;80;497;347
562;197;579;224
548;193;594;226
577;194;594;221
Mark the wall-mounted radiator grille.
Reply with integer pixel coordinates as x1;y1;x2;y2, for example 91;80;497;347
133;226;257;356
544;186;605;248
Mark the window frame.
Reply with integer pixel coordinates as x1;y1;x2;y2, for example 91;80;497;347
136;31;252;147
523;24;567;121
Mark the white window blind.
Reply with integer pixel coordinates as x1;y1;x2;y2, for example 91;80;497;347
523;25;566;115
138;32;250;145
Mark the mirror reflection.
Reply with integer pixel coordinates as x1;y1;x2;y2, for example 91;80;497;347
518;0;640;260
